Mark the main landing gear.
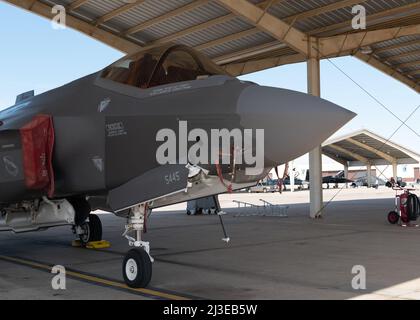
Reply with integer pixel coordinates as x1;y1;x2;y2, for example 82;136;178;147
122;204;153;288
77;214;103;245
71;198;103;246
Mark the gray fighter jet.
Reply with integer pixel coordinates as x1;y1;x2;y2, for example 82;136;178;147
306;170;354;188
0;44;355;288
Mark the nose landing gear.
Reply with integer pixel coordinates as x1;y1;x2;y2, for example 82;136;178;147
122;204;153;288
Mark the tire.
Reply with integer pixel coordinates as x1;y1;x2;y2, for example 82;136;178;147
79;214;102;245
387;211;399;225
407;194;420;220
123;248;152;288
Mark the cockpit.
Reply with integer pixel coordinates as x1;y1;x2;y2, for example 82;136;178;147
101;44;226;89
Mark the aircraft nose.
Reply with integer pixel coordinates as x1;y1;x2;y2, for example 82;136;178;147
237;85;356;165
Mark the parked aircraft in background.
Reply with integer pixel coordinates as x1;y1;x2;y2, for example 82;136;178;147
322;171;354;188
303;170;353;189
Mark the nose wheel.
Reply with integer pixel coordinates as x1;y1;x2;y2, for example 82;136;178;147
123;248;152;288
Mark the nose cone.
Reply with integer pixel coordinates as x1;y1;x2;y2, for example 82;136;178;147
238;85;356;165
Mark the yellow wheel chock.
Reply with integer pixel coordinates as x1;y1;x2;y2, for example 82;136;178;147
72;240;111;249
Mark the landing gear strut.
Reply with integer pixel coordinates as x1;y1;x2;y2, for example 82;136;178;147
122;204;153;288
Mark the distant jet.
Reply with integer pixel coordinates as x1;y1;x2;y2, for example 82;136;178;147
0;44;355;287
306;170;354;189
323;171;354;188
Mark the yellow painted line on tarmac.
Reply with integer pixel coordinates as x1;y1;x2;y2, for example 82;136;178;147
0;255;189;300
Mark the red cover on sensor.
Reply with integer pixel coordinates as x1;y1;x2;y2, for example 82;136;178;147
20;115;55;197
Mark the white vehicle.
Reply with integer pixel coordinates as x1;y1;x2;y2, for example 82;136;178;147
249;181;279;193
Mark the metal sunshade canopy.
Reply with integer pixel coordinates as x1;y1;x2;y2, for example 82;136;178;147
322;129;420;167
4;0;420;93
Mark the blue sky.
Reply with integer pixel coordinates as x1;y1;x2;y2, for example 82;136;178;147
0;1;419;165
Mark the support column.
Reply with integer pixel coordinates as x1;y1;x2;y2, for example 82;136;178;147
367;163;372;188
344;163;349;188
392;162;398;180
309;148;323;217
307;37;323;219
290;161;295;192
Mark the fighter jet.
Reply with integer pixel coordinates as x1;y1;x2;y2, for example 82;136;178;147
0;44;355;288
306;170;353;189
322;171;354;188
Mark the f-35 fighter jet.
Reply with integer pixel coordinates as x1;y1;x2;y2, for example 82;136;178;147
0;44;355;287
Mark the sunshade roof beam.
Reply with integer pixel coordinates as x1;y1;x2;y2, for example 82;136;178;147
346;138;397;164
216;0;309;56
328;144;370;164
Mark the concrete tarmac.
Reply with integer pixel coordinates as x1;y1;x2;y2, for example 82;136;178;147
1;187;420;300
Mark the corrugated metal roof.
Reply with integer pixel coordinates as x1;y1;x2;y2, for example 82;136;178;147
113;0;195;31
203;31;276;58
270;0;339;19
9;0;420;91
323;130;420;166
79;0;123;19
141;2;230;41
155;16;253;47
306;0;418;35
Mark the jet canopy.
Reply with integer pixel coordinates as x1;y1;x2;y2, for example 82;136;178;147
101;44;226;89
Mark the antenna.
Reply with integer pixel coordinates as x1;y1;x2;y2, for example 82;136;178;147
15;90;34;104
